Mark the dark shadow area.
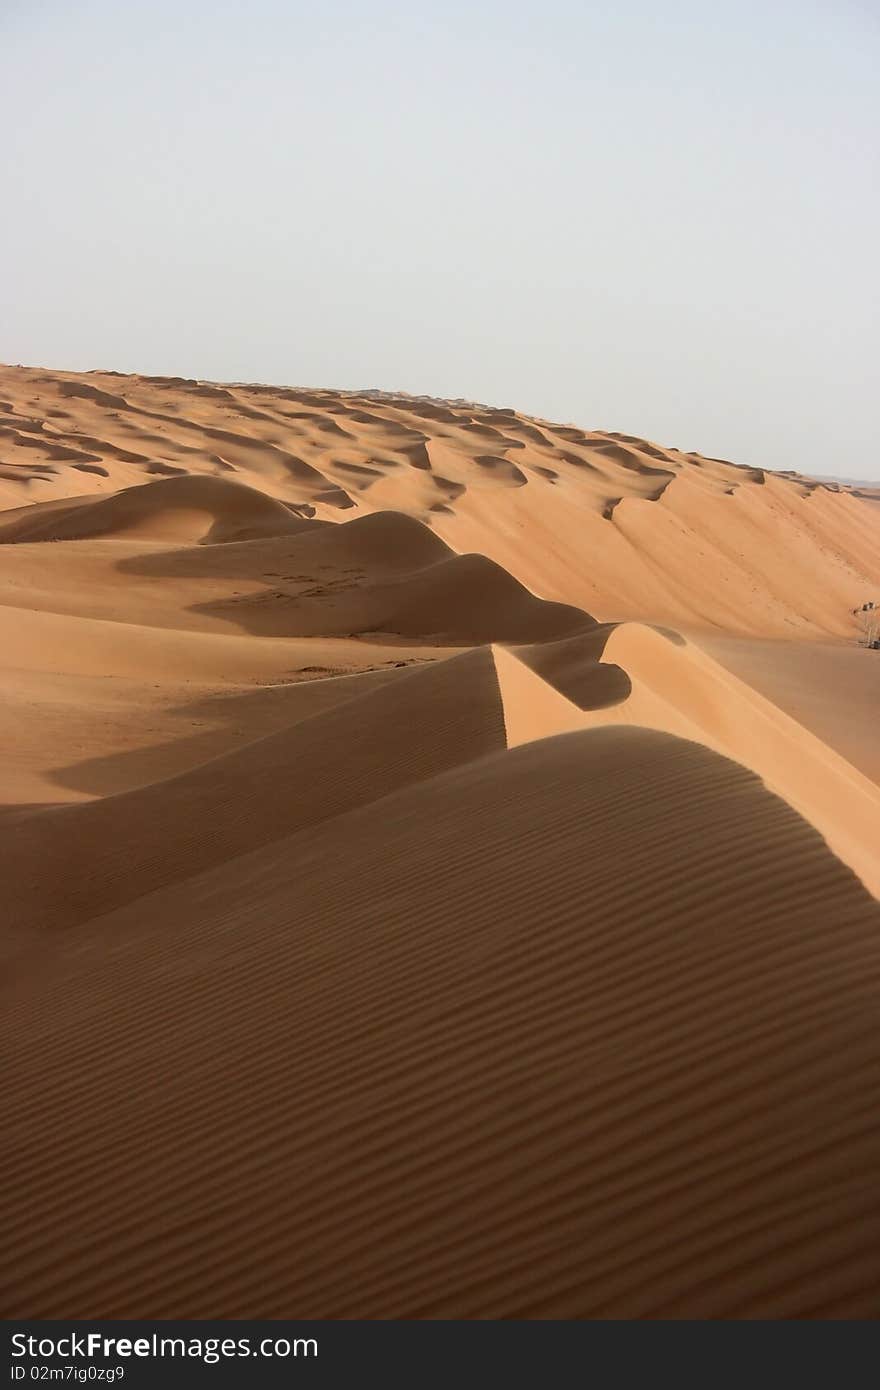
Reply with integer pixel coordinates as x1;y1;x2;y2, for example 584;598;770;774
46;663;423;798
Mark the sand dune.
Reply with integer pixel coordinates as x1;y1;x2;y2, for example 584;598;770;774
0;649;510;936
0;473;318;545
0;506;589;645
4;727;879;1318
2;364;879;1320
546;623;880;896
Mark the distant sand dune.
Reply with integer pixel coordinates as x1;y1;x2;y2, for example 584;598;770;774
1;364;876;635
0;473;319;544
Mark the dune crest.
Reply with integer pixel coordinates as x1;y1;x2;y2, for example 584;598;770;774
518;623;880;896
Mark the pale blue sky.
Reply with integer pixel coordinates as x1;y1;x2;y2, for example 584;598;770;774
3;1;878;476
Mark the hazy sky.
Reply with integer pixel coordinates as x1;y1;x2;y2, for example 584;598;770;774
3;1;878;476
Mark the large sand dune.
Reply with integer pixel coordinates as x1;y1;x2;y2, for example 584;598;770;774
2;364;878;1318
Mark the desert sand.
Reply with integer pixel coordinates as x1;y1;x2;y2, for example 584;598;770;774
2;364;879;1318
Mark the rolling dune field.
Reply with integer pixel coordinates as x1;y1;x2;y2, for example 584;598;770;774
2;364;878;1318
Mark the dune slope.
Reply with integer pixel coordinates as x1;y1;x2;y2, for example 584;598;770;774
4;728;879;1318
524;623;880;897
0;648;511;936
